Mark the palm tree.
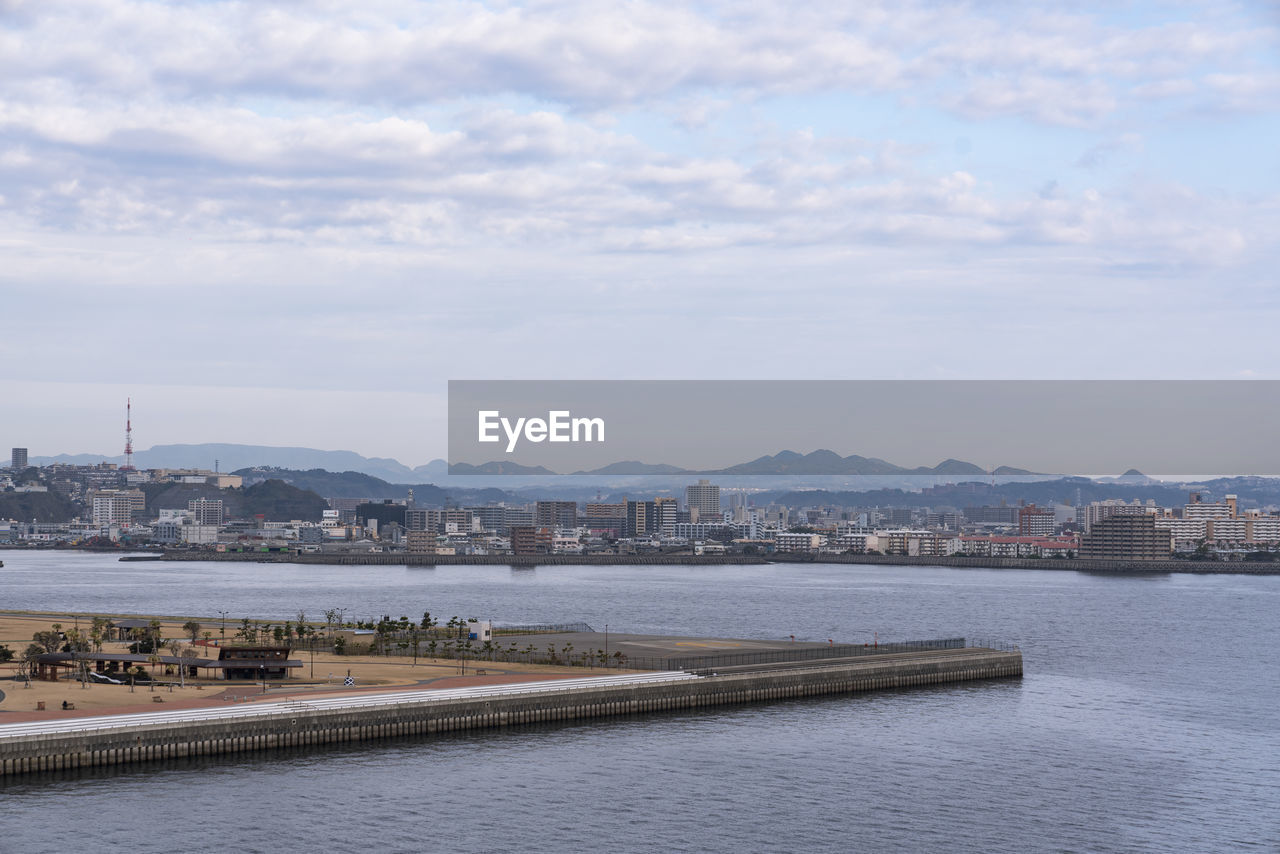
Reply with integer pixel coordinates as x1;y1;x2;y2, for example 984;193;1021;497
90;616;108;652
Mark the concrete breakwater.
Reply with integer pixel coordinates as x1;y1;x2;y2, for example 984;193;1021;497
771;553;1280;574
155;551;770;566
0;648;1020;778
146;550;1280;573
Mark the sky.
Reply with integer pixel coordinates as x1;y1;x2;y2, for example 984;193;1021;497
1;0;1277;465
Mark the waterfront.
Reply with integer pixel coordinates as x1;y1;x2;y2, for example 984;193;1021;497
1;553;1277;852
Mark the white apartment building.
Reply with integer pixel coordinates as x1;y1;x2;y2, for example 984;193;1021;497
90;489;145;528
774;532;827;553
685;480;721;518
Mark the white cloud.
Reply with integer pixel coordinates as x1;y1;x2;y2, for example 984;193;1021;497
1;0;1278;459
1;1;1274;119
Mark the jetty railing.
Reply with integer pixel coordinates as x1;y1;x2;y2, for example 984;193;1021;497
624;637;1019;671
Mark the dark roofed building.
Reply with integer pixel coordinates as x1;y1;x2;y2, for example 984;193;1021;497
215;646;299;680
30;648;301;681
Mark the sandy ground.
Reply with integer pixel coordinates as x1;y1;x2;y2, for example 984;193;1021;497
0;611;621;722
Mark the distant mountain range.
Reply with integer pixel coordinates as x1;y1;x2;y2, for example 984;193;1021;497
453;449;1040;477
32;444;449;483
31;443;1041;481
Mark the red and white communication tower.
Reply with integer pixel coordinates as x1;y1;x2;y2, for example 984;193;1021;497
123;397;135;471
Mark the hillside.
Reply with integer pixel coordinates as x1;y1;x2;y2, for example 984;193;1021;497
143;479;329;521
232;467;510;504
0;491;80;523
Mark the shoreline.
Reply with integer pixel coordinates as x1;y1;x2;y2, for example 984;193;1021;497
5;543;1278;574
166;549;1280;574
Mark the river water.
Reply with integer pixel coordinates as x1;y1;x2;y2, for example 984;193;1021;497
1;552;1276;853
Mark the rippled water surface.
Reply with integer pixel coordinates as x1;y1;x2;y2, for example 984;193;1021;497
1;552;1277;853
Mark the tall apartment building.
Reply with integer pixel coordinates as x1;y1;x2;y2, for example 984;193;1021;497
405;529;436;554
1079;514;1171;560
583;502;627;535
626;500;657;537
1018;505;1056;537
90;489;146;527
926;512;963;530
10;448;27;470
535;501;577;529
504;507;534;530
584;501;626;519
405;508;441;532
441;509;475;533
964;505;1019;526
653;497;678;532
685;480;720;519
1078;500;1154;532
1182;493;1236;520
188;498;224;526
510;525;553;555
467;506;508;534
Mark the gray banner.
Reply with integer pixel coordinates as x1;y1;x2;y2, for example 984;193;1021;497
448;380;1280;476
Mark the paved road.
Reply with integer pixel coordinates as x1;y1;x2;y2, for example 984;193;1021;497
0;671;700;740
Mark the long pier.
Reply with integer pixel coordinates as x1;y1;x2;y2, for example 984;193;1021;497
0;647;1021;777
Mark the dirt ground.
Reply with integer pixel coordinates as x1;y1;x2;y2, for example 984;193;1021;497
0;610;615;721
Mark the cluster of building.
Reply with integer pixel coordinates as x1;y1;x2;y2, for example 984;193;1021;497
287;483;1280;562
5;447;1279;561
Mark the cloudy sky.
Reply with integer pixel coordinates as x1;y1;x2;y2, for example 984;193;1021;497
2;0;1277;464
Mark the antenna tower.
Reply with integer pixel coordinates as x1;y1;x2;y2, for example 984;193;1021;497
123;398;135;471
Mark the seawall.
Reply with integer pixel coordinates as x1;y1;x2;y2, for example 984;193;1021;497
0;648;1020;778
770;553;1280;574
155;551;769;566
145;550;1280;573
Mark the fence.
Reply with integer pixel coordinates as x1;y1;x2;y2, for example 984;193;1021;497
493;623;595;634
623;637;1019;671
304;634;1018;672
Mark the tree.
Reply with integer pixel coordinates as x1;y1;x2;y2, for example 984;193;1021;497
32;630;62;655
183;621;202;644
90;616;109;652
62;628;90;653
0;644;14;663
180;648;201;686
167;640;186;687
19;643;44;683
420;611;435;631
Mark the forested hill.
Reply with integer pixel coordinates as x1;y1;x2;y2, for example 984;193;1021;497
232;467;511;504
142;479;329;521
0;491;79;523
